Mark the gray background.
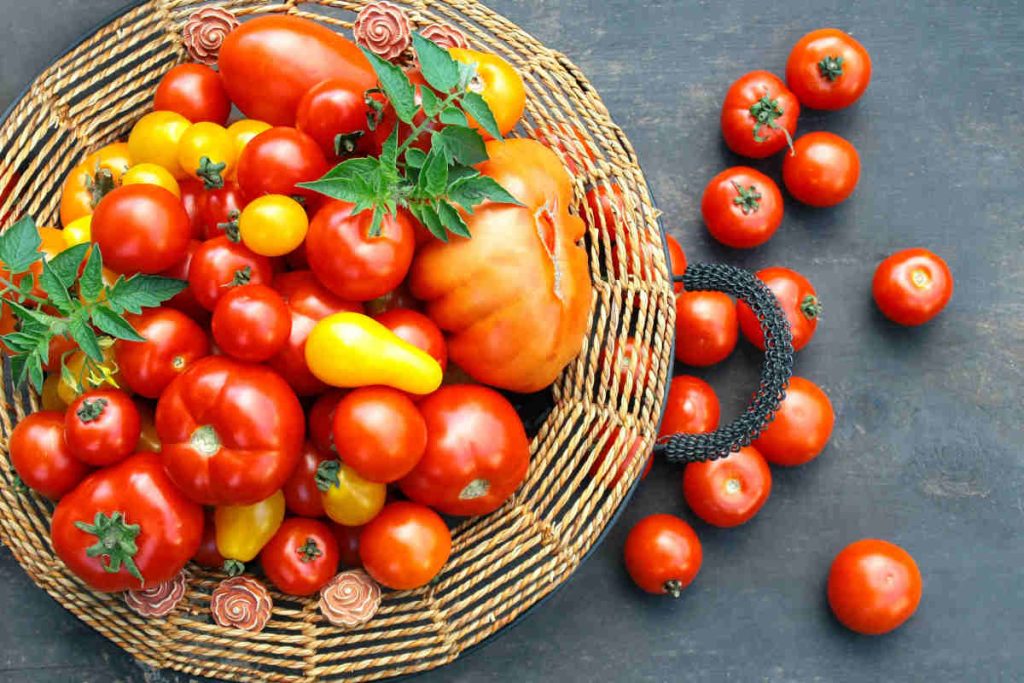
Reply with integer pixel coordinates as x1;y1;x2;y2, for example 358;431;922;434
2;1;1022;681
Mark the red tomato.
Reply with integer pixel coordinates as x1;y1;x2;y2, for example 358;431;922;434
359;501;451;590
665;234;688;294
701;167;783;248
260;518;339;596
9;411;91;500
192;509;225;568
752;376;834;466
64;389;140;467
374;308;448;372
283;442;331;517
43;334;77;373
674;291;738;367
309;389;346;456
115;308;210;398
153;63;231;124
159;240;208;322
602;336;653;394
683;446;772;527
331;523;362;568
91;185;190;273
721;71;800;158
783;132;860;207
658;376;720;439
188;235;274;311
333;387;428;483
872;248;953;326
828;539;922;635
609;228;686;296
738;267;821;351
212;284;292;362
198;182;246;239
305;200;415;302
156;357;305;505
786;29;872;110
623;514;702;597
296;77;379;159
236;127;329;202
589;425;651;486
583;184;625;237
179;180;205;239
365;283;420;316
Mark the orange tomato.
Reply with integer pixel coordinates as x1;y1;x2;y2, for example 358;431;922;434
59;142;132;226
449;48;526;136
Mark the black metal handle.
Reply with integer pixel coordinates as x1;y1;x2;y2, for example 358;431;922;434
658;263;794;464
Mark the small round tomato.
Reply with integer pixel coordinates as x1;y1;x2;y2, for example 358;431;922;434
449;48;526;136
602;336;652;394
64;389;140;467
296;77;377;159
872;248;953;326
683;446;771;528
318;461;387;527
783;132;860;207
212;284;292;362
59;143;132;226
331;523;362;568
238;194;308;256
359;501;451;590
159;240;208;321
236;127;329;202
658;375;720;439
283;442;331;517
192;509;225;568
62;215;92;248
40;373;67;412
721;71;800;158
674;291;738;367
127;111;191;179
786;29;872;111
178;179;205;239
177;122;236;186
738;267;821;351
123;164;181;200
828;539;922;635
188;235;274;310
589;425;651;487
623;514;702;597
154;63;231;124
261;518;339;596
114;308;210;398
701;167;783;248
752;376;834;466
197;182;246;239
226;119;272;164
309;390;346;457
91;185;191;274
9;411;91;500
374;308;448;372
333;387;428;483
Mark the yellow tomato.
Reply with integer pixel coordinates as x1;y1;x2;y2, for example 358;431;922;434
59;142;132;227
57;346;123;405
320;462;386;526
215;490;286;571
238;194;308;256
177;122;235;186
449;48;526;136
63;215;92;248
128;111;191;179
121;162;181;197
227;119;271;160
40;373;67;411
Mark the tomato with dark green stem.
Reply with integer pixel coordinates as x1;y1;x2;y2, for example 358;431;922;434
674;291;738;367
828;539;922;635
309;390;346;456
115;308;210;398
9;411;91;500
188;235;274;311
872;248;953;326
212;284;292;362
198;182;246;239
154;63;231;125
333;387;428;483
296;77;380;160
64;389;140;467
786;29;872;111
91;184;191;274
623;514;702;597
658;376;720;439
701;167;783;248
683;446;772;528
59;143;132;226
783;132;860;207
738;267;821;351
359;501;451;590
331;523;362;568
721;71;799;158
374;309;448;373
261;518;339;596
236;127;329;203
752;376;834;466
282;442;331;518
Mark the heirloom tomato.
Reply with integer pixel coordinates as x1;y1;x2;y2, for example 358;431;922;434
59;142;131;226
261;518;339;596
752;376;834;466
91;185;190;274
9;411;91;500
238;194;308;256
212;284;292;362
236;126;329;202
215;490;286;572
374;308;448;373
701;167;783;249
449;48;526;136
283;442;331;517
658;376;720;439
333;387;427;483
674;291;738;367
154;63;231;124
828;539;922;635
188;235;274;311
359;501;451;590
738;267;820;351
872;248;952;326
623;514;702;597
683;446;772;528
127;111;191;179
782;132;860;207
786;29;871;110
115;308;210;398
64;389;140;467
720;71;799;158
318;461;386;527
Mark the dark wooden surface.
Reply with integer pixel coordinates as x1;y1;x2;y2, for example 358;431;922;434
2;1;1022;681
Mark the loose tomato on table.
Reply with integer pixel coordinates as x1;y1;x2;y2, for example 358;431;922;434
296;77;379;159
872;248;953;326
261;518;340;596
701;167;783;248
114;308;210;398
308;390;346;456
737;267;821;351
333;387;427;483
674;291;738;367
121;163;181;197
828;539;922;635
658;375;720;439
9;411;91;500
154;63;231;125
91;184;190;274
317;461;387;527
359;501;452;591
197;182;246;239
188;235;274;311
215;490;286;574
449;48;526;136
283;442;332;517
752;376;834;466
374;308;448;372
623;514;702;597
59;142;132;226
238;194;309;257
683;446;772;528
236;127;329;203
782;132;860;207
127;111;192;179
211;284;292;362
786;29;872;111
721;71;799;158
64;389;140;467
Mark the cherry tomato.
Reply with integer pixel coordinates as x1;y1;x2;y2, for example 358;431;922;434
62;215;91;248
188;235;274;311
296;77;378;159
318;461;386;527
783;132;860;207
154;63;231;124
332;387;427;483
872;248;953;326
192;509;225;568
9;411;91;500
59;143;132;226
374;308;448;372
238;194;308;256
127;111;191;179
282;442;331;517
261;518;339;596
212;284;291;362
623;514;702;597
91;185;190;274
226;119;272;165
786;29;872;111
40;373;67;412
359;501;451;590
674;291;738;367
683;446;771;528
178;122;236;186
331;523;362;568
159;240;208;321
114;308;210;398
658;375;720;439
752;376;834;466
738;267;821;351
589;425;651;486
828;539;922;635
121;163;181;197
701;167;783;248
309;390;346;457
449;48;526;136
64;389;140;467
179;179;205;239
602;336;653;394
721;71;799;158
198;182;246;239
236;126;329;202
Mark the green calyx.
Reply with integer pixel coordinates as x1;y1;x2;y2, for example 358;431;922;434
663;579;683;599
730;181;762;215
196;156;226;190
749;94;785;143
818;55;845;82
229;266;252;287
86;167;117;209
75;396;108;423
218;210;240;241
297;537;323;563
223;559;245;577
800;294;822;320
335;132;365;157
315;460;342;493
74;511;144;584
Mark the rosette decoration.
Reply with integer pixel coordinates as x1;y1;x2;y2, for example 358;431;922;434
319;570;382;629
124;571;188;618
352;1;412;62
210;576;273;633
183;7;239;65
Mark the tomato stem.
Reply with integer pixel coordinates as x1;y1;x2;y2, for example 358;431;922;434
218;210;240;240
817;55;845;82
228;266;252;287
297;537;323;563
663;579;683;598
730;181;762;215
800;295;822;320
223;559;245;577
315;460;342;493
196;156;226;190
86;167;117;209
189;424;222;457
748;90;795;154
458;478;490;501
75;396;108;423
73;511;144;585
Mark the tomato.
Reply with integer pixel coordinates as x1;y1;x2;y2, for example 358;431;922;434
226;119;272;164
309;391;346;459
665;234;688;294
296;77;379;159
179;179;205;239
658;376;720;439
589;425;651;486
42;331;76;374
359;501;451;590
135;400;161;453
721;71;799;158
40;373;67;412
178;122;236;186
215;490;286;570
122;163;181;197
59;142;132;226
602;336;653;395
872;248;953;326
114;308;210;398
752;376;834;466
783;132;860;207
331;523;362;568
192;509;226;568
736;267;820;352
9;411;91;499
534;122;595;177
158;240;208;321
583;184;624;238
449;48;526;136
374;308;448;373
786;29;871;111
212;284;292;362
260;518;339;596
332;387;427;483
195;183;245;240
623;514;702;597
305;200;415;302
319;461;387;526
683;446;771;528
365;283;420;316
64;389;140;467
91;185;190;274
828;539;922;635
283;442;331;517
399;385;530;516
128;111;192;179
236;127;329;202
701;167;783;248
157;357;305;505
154;63;231;124
188;235;274;310
62;215;91;248
674;291;738;367
50;453;203;592
238;194;308;256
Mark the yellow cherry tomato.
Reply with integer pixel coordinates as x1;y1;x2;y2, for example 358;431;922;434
40;373;67;411
237;194;308;256
215;490;286;570
227;119;271;160
57;346;123;406
136;401;161;452
62;215;92;248
59;142;132;226
128;111;191;179
121;162;181;197
449;48;526;136
319;462;386;526
177;122;235;186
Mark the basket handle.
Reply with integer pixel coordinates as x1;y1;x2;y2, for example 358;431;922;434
657;263;794;464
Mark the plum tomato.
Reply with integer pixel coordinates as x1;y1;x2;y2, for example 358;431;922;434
674;291;738;367
752;376;834;466
737;267;820;351
64;389;140;467
721;71;799;158
114;308;211;398
786;29;871;111
701;167;783;249
828;539;922;635
9;410;91;500
333;387;427;483
872;248;953;326
359;501;451;590
658;375;720;439
212;284;292;362
623;514;702;597
683;446;772;527
782;132;860;207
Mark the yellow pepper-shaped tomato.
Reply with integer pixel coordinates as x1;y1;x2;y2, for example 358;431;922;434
317;461;386;527
215;490;285;574
305;312;442;394
449;48;526;136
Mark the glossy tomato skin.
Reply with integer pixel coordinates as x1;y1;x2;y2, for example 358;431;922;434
374;308;448;372
156;357;305;505
198;182;246;239
665;235;688;294
115;308;211;398
261;518;340;596
828;539;922;635
296;77;379;159
50;453;203;592
188;236;274;311
306;200;415;302
9;411;91;500
683;446;772;528
64;390;140;467
658;376;720;439
91;185;190;274
179;180;205;239
783;132;860;207
701;167;783;248
872;248;953;326
154;63;231;124
282;442;331;517
309;389;346;456
333;387;428;483
192;509;226;568
674;291;738;367
212;284;292;362
331;523;362;567
359;501;451;590
786;29;872;110
738;267;820;351
449;49;526;136
623;514;702;597
721;71;800;158
236;127;329;202
160;240;208;321
752;376;834;466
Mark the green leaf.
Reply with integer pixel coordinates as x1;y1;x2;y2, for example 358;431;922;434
419;87;442;117
37;259;74;315
412;33;461;93
298;157;390;206
436;201;472;239
6;298;58;328
368;206;385;238
435;125;488;166
381;127;399;169
27;355;43;394
420;149;449;197
91;306;144;342
406;148;428;169
440;108;469;127
48;243;90;285
361;48;417;123
68;313;102;362
457;62;477;91
460;92;503;140
0;216;42;275
319;156;382;182
448;164;480;185
105;275;188;315
410;202;447;242
78;247;104;303
9;353;30;390
449;174;524;213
